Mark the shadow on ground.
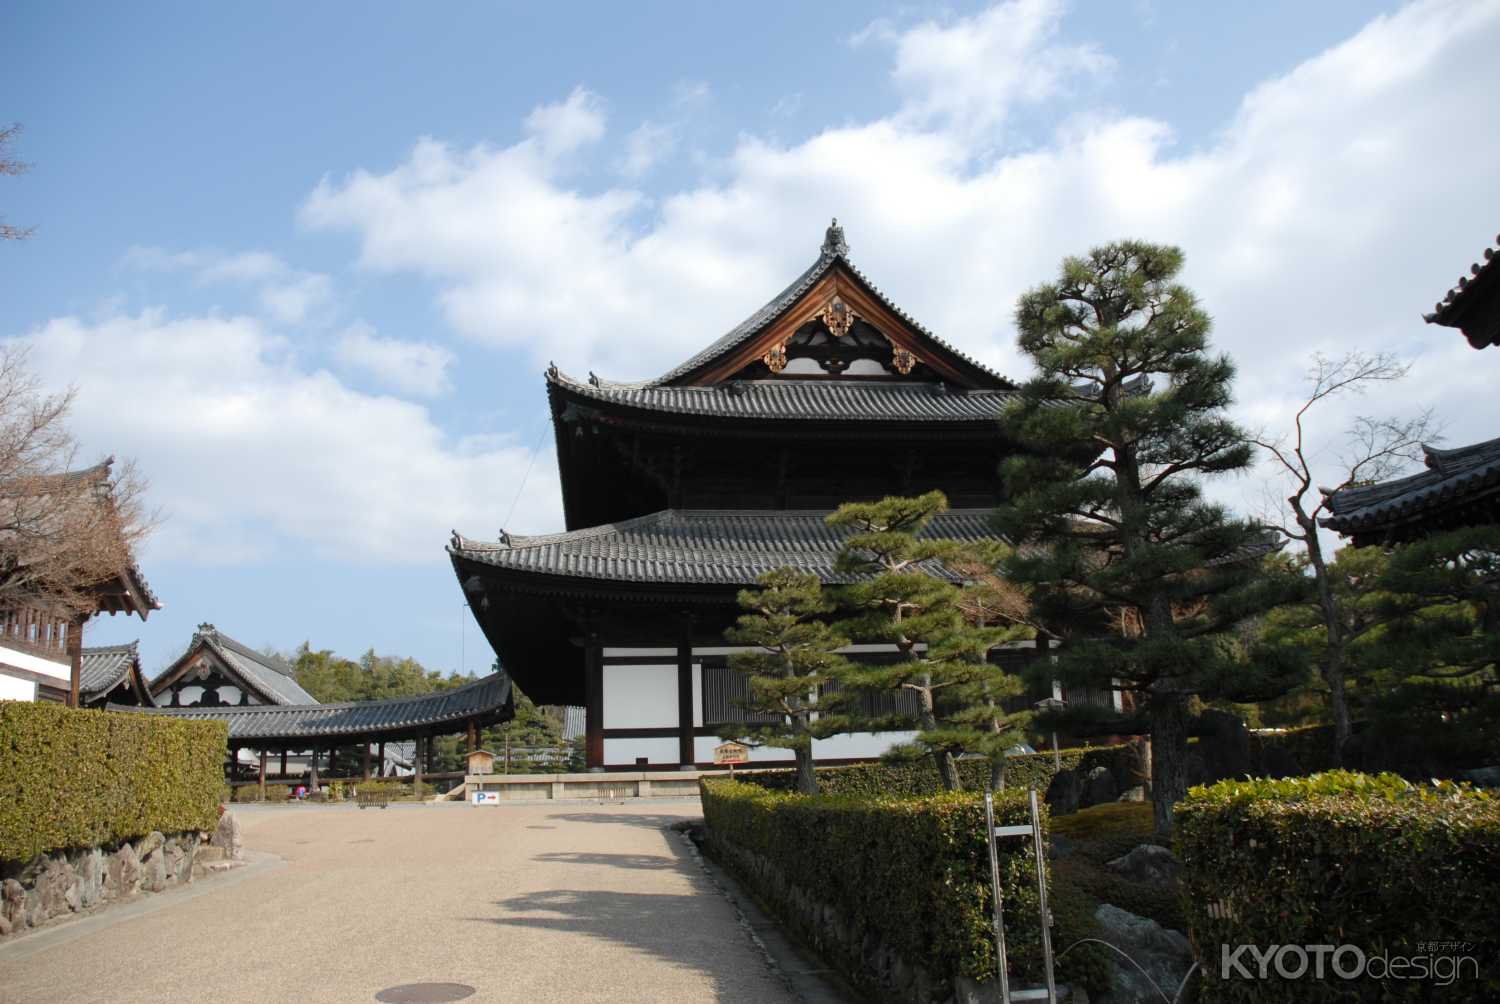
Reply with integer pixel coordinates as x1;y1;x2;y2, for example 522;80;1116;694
531;851;677;870
547;812;696;830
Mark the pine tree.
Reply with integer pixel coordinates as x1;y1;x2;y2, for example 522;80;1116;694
995;241;1296;833
724;568;853;795
829;491;1033;792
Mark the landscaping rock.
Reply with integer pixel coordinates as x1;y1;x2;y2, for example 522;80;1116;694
212;809;243;861
1046;768;1081;816
1465;766;1500;788
141;849;167;893
77;849;104;909
1107;844;1181;887
1116;785;1146;802
1092;903;1191;1004
1;878;26;931
1081;766;1118;807
136;830;164;858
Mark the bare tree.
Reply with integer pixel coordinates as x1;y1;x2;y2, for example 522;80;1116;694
1;124;34;241
0;346;154;620
1253;351;1439;765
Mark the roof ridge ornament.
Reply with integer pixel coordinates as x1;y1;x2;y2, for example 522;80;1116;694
821;217;849;258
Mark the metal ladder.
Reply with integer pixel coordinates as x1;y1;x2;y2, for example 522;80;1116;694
983;787;1058;1004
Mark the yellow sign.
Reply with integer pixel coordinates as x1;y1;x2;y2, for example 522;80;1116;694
713;741;750;765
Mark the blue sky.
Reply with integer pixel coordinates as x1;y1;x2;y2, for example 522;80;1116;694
3;0;1497;679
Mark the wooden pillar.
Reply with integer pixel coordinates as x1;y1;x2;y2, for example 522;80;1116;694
467;720;478;753
67;615;85;708
677;618;695;769
584;641;603;770
413;737;424;790
361;744;371;781
280;749;288;777
377;741;386;777
425;735;436;774
327;746;336;777
258;750;267;799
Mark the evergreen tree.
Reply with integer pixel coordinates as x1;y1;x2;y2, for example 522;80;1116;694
829;491;1032;792
723;568;854;795
1376;526;1500;683
995;241;1295;833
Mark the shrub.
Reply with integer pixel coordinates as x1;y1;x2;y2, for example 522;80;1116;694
231;784;260;803
746;744;1131;798
700;777;1099;995
0;703;226;862
261;783;290;801
1175;771;1500;1002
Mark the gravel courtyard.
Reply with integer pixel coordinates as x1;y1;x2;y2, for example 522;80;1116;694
0;799;797;1004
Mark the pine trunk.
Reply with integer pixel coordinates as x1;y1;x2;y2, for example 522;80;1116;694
1327;664;1351;769
1149;694;1187;835
794;745;819;796
990;757;1006;792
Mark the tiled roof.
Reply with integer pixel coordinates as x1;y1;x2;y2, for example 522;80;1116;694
451;509;1000;586
78;641;146;702
643;220;1012;388
1425;232;1500;349
115;672;512;741
158;623;319;705
1320;435;1500;535
548;369;1016;423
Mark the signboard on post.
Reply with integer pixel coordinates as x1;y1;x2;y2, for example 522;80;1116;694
713;741;749;773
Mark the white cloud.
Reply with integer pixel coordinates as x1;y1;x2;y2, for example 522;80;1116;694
334;321;454;397
124;246;335;327
882;0;1113;137
300;0;1499;502
10;309;559;565
523;85;606;159
619;121;675;179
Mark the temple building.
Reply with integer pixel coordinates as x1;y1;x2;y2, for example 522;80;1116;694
150;623;319;708
77;641;154;708
1324;231;1500;544
0;459;160;705
452;221;1072;771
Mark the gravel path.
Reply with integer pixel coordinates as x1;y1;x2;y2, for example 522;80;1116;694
0;799;798;1004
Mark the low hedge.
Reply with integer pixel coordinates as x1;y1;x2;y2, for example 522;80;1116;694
0;703;226;863
747;744;1131;798
701;777;1074;995
1175;771;1500;1002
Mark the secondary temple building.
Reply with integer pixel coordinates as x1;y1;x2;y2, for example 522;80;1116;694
451;221;1085;771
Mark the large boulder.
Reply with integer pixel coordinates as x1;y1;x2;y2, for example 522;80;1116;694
1105;844;1181;887
1080;766;1119;808
1;878;26;933
1092;904;1191;1004
1046;768;1081;816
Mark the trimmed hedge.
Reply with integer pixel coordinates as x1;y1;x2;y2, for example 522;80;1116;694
1175;771;1500;1002
747;744;1132;798
0;702;226;863
700;777;1066;994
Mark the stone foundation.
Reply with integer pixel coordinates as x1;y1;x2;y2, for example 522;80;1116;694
0;830;216;939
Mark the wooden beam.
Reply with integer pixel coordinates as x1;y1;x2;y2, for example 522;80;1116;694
677;618;695;769
585;641;604;769
67;615;84;708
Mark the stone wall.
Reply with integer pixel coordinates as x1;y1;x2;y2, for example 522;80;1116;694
0;830;213;939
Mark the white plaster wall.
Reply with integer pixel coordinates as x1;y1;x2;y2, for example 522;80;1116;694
0;643;69;682
813;731;918;759
602;664;677;729
694;730;919;765
0;670;37;702
603;737;680;766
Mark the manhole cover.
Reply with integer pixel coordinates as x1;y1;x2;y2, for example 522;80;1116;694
374;983;475;1002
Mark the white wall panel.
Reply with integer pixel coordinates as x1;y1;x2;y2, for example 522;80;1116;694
603;737;680;766
0;671;37;702
602;664;677;729
0;644;69;681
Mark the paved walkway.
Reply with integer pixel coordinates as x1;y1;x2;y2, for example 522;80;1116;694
0;800;798;1004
